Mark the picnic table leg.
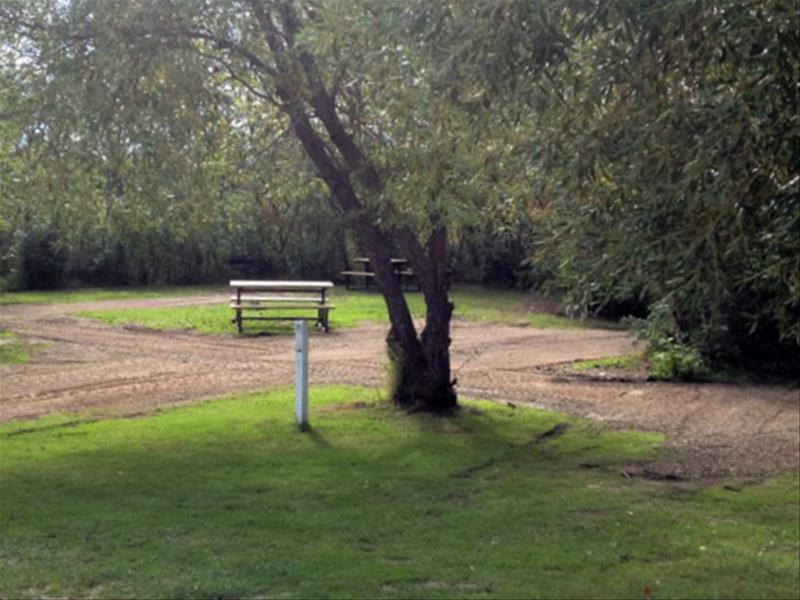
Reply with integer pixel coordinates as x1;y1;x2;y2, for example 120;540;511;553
236;288;243;333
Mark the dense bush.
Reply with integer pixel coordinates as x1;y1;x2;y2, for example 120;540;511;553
626;302;710;381
2;193;349;290
19;229;65;290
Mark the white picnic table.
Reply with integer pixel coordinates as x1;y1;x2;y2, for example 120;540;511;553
229;280;335;333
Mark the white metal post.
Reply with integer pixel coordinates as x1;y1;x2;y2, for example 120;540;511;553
294;320;309;430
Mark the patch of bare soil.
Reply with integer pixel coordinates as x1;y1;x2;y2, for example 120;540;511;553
1;294;798;480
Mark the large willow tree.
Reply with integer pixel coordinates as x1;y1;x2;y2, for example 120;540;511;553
3;0;567;411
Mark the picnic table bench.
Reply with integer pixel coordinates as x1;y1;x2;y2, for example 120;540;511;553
341;258;417;291
230;280;335;333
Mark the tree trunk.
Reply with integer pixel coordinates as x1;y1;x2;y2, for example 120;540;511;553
253;1;457;412
387;308;457;412
382;266;456;412
386;224;457;411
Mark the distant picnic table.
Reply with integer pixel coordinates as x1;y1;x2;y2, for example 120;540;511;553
340;257;417;291
229;280;334;333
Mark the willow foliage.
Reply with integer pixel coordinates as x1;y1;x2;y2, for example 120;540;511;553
540;0;799;366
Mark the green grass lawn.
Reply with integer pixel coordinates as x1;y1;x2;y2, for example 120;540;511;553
1;386;797;599
0;285;223;306
76;286;612;334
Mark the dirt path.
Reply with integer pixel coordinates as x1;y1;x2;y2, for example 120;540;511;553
1;294;798;479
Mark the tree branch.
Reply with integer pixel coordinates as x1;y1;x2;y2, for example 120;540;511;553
176;28;278;78
192;45;281;107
